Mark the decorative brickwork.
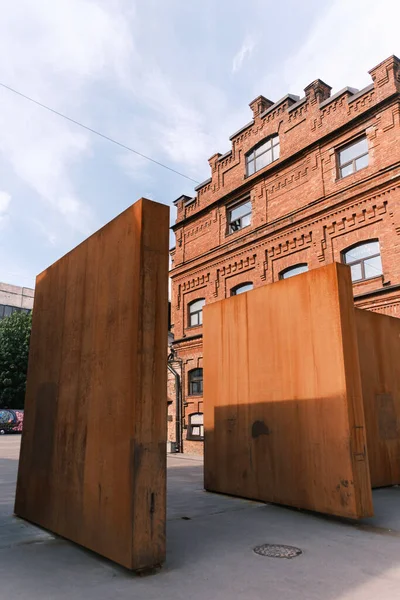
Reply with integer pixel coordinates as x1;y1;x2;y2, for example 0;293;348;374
170;56;400;454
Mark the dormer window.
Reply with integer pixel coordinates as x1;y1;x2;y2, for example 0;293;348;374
246;136;280;176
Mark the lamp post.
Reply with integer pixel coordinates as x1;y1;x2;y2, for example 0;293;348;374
167;347;183;453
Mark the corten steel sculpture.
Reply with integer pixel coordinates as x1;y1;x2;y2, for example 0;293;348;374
204;262;400;519
355;309;400;489
204;264;368;518
15;198;169;571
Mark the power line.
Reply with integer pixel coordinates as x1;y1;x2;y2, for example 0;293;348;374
0;82;200;184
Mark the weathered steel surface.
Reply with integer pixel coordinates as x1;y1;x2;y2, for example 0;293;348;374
203;263;373;519
356;308;400;488
15;198;169;570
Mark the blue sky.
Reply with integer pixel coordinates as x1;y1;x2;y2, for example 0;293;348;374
0;0;398;288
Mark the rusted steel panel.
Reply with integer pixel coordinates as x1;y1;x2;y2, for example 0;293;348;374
204;263;373;519
355;308;400;488
15;198;169;570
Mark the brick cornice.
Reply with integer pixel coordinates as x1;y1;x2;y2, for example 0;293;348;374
172;334;203;350
354;283;400;301
170;172;400;280
172;93;400;232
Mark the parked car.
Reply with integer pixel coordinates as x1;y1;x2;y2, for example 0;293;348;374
0;409;24;434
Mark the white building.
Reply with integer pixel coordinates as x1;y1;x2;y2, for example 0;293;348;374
0;282;34;319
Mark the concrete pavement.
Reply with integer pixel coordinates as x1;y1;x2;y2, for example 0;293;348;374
1;437;400;599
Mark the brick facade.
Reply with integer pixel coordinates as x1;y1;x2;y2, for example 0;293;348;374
169;55;400;454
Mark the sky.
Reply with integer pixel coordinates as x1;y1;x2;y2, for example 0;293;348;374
0;0;399;288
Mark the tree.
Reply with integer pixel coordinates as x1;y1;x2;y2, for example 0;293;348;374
0;311;32;409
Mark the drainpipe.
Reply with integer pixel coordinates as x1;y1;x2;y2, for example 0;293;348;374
167;353;183;453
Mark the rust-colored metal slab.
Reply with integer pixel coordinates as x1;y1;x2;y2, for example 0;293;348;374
204;263;373;519
15;198;169;570
356;308;400;488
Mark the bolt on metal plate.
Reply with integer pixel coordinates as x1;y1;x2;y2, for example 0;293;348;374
253;544;302;559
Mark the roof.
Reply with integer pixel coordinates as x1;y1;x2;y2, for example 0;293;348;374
194;177;212;192
173;194;192;206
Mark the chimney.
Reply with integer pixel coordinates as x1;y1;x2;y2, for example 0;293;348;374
249;95;274;119
208;153;222;173
369;55;400;99
173;195;192;218
304;79;332;104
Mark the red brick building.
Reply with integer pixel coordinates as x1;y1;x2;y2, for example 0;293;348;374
169;55;400;454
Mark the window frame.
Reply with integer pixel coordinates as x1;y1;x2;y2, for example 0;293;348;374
246;135;280;177
186;412;204;441
342;240;383;283
227;197;252;235
231;282;254;296
337;136;369;179
188;368;203;397
187;298;205;328
279;263;309;280
0;305;30;319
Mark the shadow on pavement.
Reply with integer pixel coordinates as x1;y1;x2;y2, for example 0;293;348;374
1;444;400;599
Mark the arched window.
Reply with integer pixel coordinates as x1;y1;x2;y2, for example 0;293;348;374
187;412;204;441
342;240;382;282
231;282;254;296
188;298;205;327
279;263;308;280
188;368;203;396
246;135;280;176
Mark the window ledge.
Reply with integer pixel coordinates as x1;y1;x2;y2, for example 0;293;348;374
244;158;280;180
335;165;368;183
352;275;383;288
186;325;203;332
226;223;251;238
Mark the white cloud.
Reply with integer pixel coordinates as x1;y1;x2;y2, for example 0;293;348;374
121;70;224;175
0;0;397;288
232;36;256;74
30;218;58;246
116;151;155;186
0;191;11;214
0;0;135;240
282;0;399;95
0;1;250;235
0;190;11;229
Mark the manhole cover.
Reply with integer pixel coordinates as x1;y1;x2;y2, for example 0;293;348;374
253;544;302;559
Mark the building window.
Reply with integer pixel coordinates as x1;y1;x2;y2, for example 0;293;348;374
337;137;368;178
279;264;308;280
227;199;251;234
188;368;203;396
0;305;30;320
342;240;383;282
188;298;205;327
231;282;254;296
246;136;280;176
187;412;204;441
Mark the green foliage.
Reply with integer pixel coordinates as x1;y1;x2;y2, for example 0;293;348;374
0;311;32;409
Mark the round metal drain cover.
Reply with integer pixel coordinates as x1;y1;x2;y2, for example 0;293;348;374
253;544;302;559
